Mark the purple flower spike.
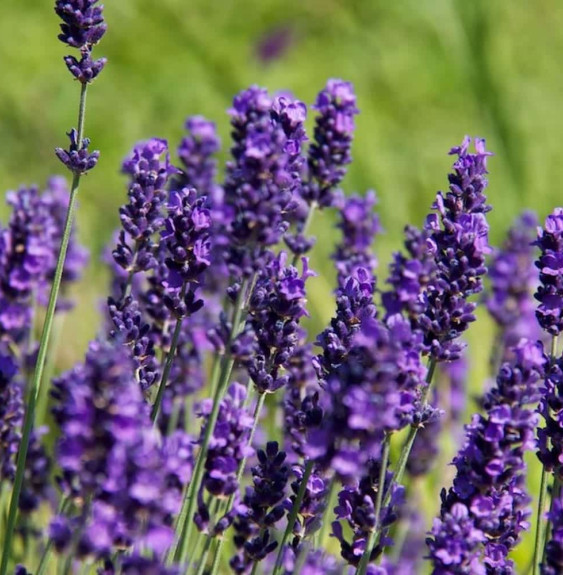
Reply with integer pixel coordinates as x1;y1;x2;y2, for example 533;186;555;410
427;339;546;572
419;136;493;362
303;78;359;208
55;0;107;48
223;86;307;278
333;191;380;283
113;138;174;274
236;253;315;394
51;341;189;558
55;129;99;175
535;208;563;335
177;116;221;196
64;53;107;83
485;211;540;355
231;441;290;573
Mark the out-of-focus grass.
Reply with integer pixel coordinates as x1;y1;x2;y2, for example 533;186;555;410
1;0;562;569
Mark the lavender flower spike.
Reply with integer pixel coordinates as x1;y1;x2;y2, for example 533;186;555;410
55;0;107;82
486;210;540;354
303;78;359;208
541;494;563;575
427;339;546;572
55;129;99;174
534;208;563;335
420;136;492;362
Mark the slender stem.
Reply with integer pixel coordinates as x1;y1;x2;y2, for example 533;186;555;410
317;476;337;548
356;436;391;575
0;82;89;575
193;534;213;575
533;468;549;575
291;201;317;268
208;539;222;575
382;358;437;512
272;459;314;575
171;280;249;564
207;392;266;575
151;285;187;423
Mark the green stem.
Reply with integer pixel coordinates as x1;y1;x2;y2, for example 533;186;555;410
272;459;314;575
0;81;89;575
171;281;249;564
151;284;187;423
207;392;266;575
193;534;213;575
382;358;437;511
318;476;337;548
356;436;391;575
533;468;549;575
291;201;317;268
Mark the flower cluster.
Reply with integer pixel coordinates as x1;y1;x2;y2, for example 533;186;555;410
419;137;492;361
485;211;540;356
236;252;314;395
55;0;107;83
50;341;191;558
535;208;563;336
309;316;426;479
223;87;307;278
231;442;290;573
302;79;359;208
427;340;546;572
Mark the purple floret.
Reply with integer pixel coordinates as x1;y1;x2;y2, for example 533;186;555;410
55;129;100;174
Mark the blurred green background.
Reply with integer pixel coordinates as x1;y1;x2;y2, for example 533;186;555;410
2;0;562;569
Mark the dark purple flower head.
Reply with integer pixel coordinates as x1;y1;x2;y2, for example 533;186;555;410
0;354;22;481
303;79;359;208
283;343;323;462
485;211;538;341
64;52;107;83
333;191;380;283
51;340;186;557
382;225;435;321
255;26;294;64
0;186;59;345
427;339;545;572
286;464;328;547
176;116;221;196
231;441;290;573
55;129;100;174
333;458;404;566
113;138;175;275
315;266;378;379
535;208;563;335
310;315;426;479
236;253;315;394
196;382;253;500
419;137;492;362
55;0;106;48
161;187;212;290
223;86;306;278
537;353;563;479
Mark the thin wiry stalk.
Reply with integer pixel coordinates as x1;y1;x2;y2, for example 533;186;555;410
0;82;89;575
171;280;249;564
207;391;267;575
272;459;314;575
356;435;391;575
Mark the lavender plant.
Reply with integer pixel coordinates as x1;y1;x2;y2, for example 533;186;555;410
3;3;563;575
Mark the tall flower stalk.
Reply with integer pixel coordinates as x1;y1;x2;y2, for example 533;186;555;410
0;2;105;573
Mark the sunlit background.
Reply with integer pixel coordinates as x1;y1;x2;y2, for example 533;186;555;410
2;0;562;569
